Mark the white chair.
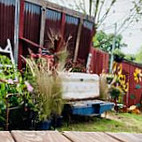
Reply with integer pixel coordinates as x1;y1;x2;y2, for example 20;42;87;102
0;39;16;75
0;39;15;67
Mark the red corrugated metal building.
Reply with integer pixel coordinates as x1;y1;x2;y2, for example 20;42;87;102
0;0;95;68
87;47;142;107
0;0;15;49
88;48;109;75
116;60;142;107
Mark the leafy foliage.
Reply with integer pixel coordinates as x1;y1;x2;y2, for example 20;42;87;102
65;59;86;73
0;55;34;130
109;86;123;100
113;49;125;62
93;31;127;53
135;46;142;63
125;54;136;62
25;55;65;121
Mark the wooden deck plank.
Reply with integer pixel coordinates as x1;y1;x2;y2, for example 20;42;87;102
11;131;71;142
63;131;120;142
106;132;142;142
0;131;14;142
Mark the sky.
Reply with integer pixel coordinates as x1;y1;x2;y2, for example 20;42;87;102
47;0;142;54
100;0;142;55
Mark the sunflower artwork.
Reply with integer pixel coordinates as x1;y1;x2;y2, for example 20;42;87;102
133;68;142;83
112;62;129;93
111;62;129;104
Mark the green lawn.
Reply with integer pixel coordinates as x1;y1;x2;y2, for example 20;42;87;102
58;112;142;133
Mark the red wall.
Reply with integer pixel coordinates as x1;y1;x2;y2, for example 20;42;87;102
44;9;62;49
78;20;94;63
23;2;41;56
117;60;142;107
64;15;79;59
0;0;95;67
89;49;142;107
0;0;15;49
89;48;109;75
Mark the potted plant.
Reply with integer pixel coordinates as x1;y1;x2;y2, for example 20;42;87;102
108;85;124;112
0;55;35;130
25;56;64;130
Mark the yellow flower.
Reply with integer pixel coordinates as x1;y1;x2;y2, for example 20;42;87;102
112;62;122;75
122;82;129;93
117;64;122;75
125;83;129;92
118;74;125;81
118;74;126;85
116;73;129;93
112;62;117;73
134;68;142;83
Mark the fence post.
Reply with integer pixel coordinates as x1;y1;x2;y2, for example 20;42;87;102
109;23;117;73
14;0;20;65
73;18;83;63
40;6;46;46
18;0;25;69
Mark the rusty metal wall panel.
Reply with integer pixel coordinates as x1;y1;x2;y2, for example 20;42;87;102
128;65;136;106
24;2;41;43
128;64;142;107
117;61;142;107
44;8;61;49
64;14;79;59
78;20;94;63
23;2;41;55
0;0;15;49
120;62;131;106
90;48;109;74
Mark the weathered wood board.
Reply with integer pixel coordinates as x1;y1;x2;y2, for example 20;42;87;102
11;131;71;142
63;131;119;142
0;131;142;142
0;131;14;142
106;132;142;142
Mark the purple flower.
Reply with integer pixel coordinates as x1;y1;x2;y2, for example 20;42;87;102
7;79;14;84
25;81;33;92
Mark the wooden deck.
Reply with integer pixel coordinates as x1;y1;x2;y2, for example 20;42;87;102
0;131;142;142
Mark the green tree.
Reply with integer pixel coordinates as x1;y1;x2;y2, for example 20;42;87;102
135;46;142;63
93;31;127;53
125;54;136;62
